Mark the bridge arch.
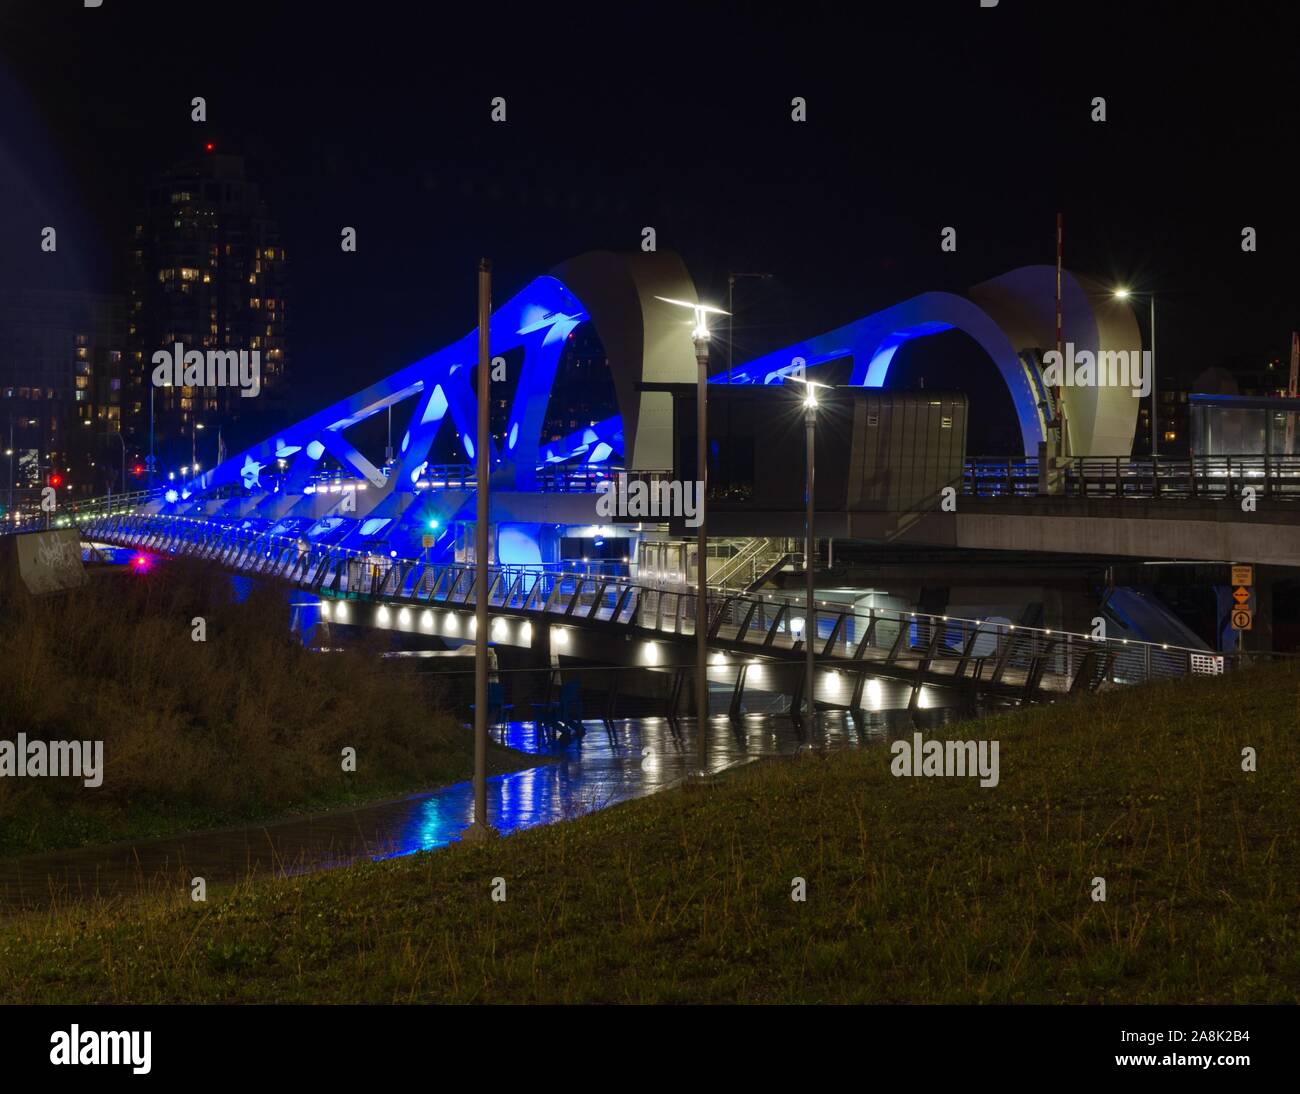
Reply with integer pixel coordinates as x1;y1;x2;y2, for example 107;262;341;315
729;267;1143;458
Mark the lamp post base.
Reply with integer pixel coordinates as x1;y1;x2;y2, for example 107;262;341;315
460;821;500;844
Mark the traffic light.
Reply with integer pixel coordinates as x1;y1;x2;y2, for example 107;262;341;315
48;472;63;488
132;463;145;477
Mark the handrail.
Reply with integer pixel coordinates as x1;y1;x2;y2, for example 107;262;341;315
964;454;1300;501
80;512;1276;678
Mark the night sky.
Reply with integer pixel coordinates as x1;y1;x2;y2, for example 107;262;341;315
2;0;1298;430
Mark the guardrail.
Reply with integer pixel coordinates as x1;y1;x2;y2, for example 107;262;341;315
964;454;1300;500
81;512;1282;701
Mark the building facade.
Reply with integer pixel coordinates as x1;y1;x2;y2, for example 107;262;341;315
127;150;287;478
0;290;128;503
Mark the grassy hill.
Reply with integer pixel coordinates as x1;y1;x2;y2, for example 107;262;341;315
0;561;522;856
0;660;1296;1003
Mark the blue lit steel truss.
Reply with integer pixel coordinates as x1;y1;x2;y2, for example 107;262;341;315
152;258;1139;563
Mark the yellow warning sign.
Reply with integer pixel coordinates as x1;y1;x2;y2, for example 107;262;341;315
1233;586;1251;605
1231;564;1253;586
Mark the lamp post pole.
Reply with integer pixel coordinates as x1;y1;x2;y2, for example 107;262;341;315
804;394;817;719
654;294;728;777
1149;296;1158;459
725;272;772;384
694;323;709;776
101;432;125;500
463;257;498;843
148;385;155;487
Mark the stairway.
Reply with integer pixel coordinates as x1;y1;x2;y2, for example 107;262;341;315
712;537;798;591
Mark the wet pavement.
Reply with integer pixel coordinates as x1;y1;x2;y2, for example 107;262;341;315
0;702;984;913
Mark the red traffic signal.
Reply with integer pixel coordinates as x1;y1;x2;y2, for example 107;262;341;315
48;472;63;488
132;463;145;477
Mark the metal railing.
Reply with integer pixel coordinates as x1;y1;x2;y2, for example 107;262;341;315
710;537;797;589
964;454;1300;500
80;511;1281;700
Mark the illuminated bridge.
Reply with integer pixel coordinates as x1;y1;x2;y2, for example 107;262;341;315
80;509;1245;712
56;249;1300;574
49;248;1300;677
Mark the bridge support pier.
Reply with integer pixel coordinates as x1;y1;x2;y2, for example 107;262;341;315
493;619;555;722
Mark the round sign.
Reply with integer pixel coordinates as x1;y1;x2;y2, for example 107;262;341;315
1231;608;1252;629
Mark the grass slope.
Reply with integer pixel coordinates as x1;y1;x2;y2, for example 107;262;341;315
1;662;1296;1003
0;561;525;855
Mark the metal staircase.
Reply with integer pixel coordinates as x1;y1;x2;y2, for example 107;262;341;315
711;537;798;591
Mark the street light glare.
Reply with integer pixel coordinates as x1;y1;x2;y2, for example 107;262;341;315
1113;287;1131;299
653;295;730;317
655;295;729;342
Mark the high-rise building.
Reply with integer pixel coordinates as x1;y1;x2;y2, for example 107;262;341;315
542;323;617;444
127;149;287;476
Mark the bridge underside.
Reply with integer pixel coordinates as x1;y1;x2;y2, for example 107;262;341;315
701;499;1300;569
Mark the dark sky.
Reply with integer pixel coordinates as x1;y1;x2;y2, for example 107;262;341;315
3;0;1299;423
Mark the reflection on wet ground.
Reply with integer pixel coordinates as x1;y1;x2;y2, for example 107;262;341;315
0;702;990;912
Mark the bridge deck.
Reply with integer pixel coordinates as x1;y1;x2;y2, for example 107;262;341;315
78;513;1261;707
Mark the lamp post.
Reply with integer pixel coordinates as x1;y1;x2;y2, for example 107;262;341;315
463;257;498;843
147;384;156;486
5;416;12;520
655;294;729;776
789;377;829;720
192;420;204;471
726;272;772;384
1113;288;1157;457
101;431;125;499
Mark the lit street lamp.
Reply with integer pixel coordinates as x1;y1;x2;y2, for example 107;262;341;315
788;375;830;720
655;294;729;776
1113;287;1158;457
